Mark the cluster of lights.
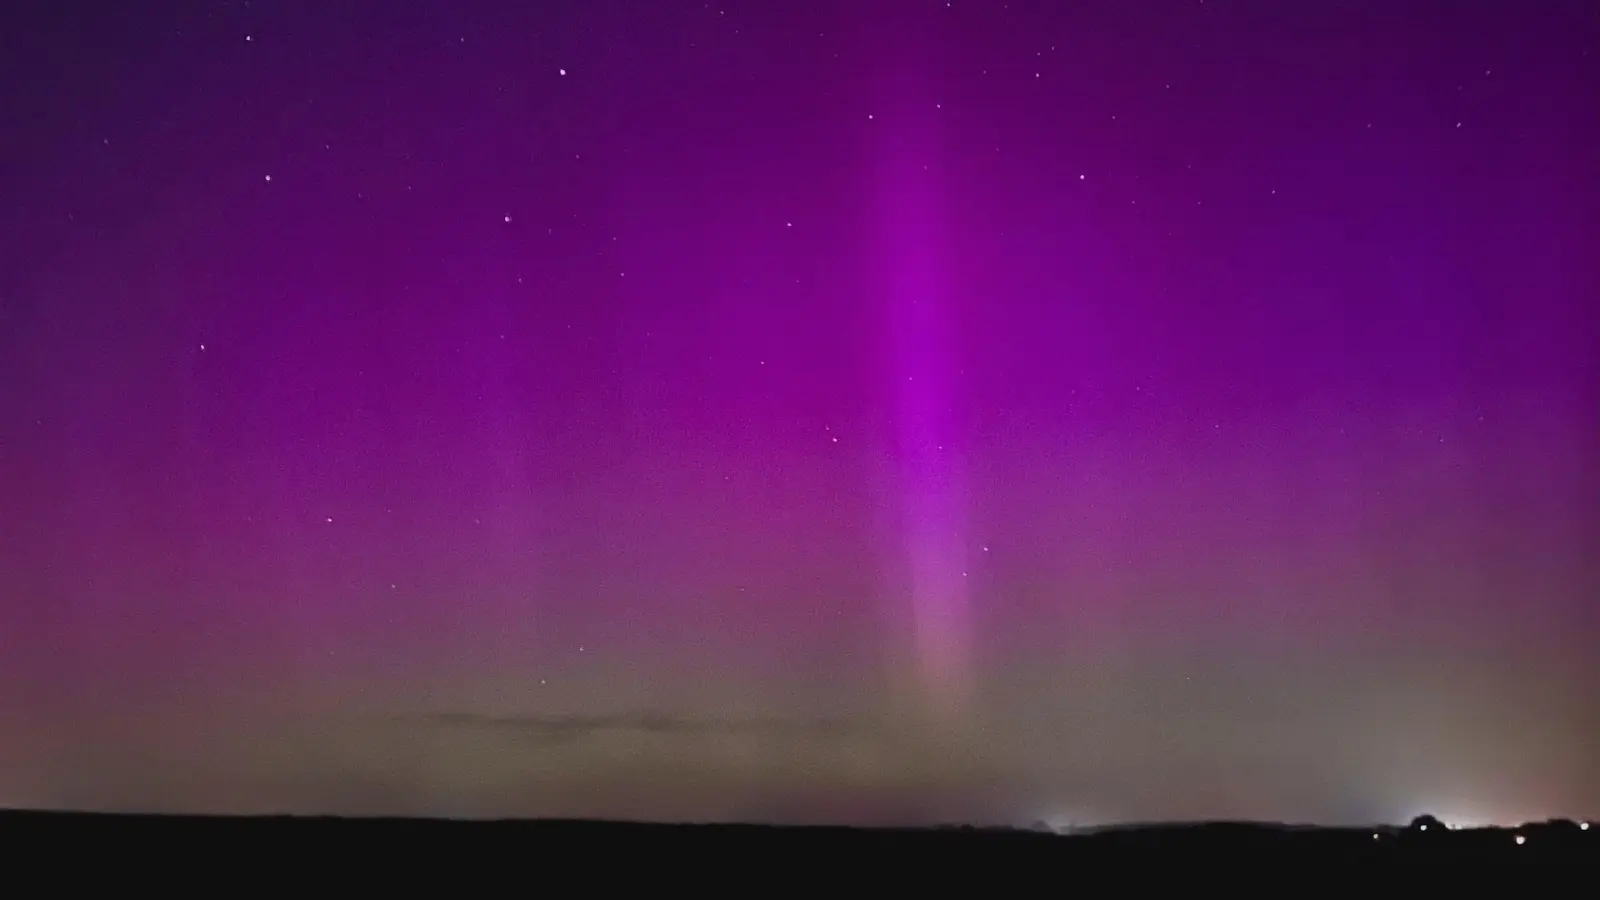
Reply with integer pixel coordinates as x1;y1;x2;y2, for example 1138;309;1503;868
1406;818;1595;846
1391;812;1600;847
1086;816;1590;845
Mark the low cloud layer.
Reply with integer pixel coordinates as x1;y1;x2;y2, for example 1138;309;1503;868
408;710;860;745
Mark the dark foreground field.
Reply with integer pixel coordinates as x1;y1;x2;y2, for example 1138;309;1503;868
1;810;1591;884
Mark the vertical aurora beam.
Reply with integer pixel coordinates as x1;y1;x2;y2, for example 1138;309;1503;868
875;66;971;722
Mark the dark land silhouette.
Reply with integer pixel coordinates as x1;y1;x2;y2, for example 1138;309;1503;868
1;809;1591;884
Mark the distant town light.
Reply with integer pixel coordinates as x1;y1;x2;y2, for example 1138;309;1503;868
1513;835;1526;846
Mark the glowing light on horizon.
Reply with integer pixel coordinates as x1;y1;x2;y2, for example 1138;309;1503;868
1399;803;1518;831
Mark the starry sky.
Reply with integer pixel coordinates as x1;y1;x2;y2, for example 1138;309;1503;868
1;0;1596;826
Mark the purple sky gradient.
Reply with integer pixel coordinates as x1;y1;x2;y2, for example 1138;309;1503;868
1;1;1596;825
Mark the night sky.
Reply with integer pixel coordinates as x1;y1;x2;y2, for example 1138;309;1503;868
1;1;1596;827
